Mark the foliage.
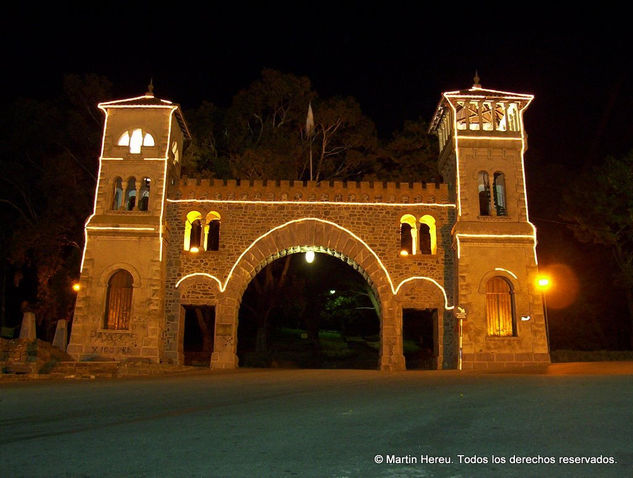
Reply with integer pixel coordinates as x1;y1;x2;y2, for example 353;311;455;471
371;118;440;182
563;150;633;347
0;74;109;334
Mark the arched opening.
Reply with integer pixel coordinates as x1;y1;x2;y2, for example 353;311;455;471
419;215;436;255
237;252;380;369
112;177;123;210
478;171;491;216
124;177;136;211
184;211;203;252
493;172;506;216
138;177;151;211
104;269;133;330
204;211;220;251
486;276;515;336
400;214;417;256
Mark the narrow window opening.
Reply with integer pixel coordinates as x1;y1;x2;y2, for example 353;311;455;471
478;171;491;216
493;172;507;216
138;177;151;211
399;214;417;256
205;211;221;251
112;177;123;210
468;101;480;130
125;177;136;210
419;224;431;254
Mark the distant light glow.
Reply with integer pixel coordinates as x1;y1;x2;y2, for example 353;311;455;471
72;282;81;292
329;289;336;295
305;250;315;263
400;249;409;257
535;275;551;290
190;246;200;254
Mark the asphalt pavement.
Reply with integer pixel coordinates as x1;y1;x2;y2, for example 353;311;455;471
1;367;632;477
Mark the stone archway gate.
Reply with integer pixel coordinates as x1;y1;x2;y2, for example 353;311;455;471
163;179;457;371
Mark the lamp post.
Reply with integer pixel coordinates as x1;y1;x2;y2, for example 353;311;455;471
535;275;552;350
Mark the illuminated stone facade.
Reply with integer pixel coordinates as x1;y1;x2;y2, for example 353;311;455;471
67;82;550;371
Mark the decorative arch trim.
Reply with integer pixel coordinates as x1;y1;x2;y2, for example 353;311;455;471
98;263;142;288
175;217;454;310
478;268;520;294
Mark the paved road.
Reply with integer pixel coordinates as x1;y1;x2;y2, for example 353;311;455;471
1;368;632;477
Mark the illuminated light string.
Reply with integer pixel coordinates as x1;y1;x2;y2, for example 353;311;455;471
444;87;534;99
98;95;174;106
86;226;157;231
175;217;455;310
454;136;523;141
80;106;110;272
159;109;177;261
494;267;518;279
167;199;456;208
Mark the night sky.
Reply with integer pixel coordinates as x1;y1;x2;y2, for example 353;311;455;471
4;7;631;162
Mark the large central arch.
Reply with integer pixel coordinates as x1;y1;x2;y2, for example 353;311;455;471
177;218;407;370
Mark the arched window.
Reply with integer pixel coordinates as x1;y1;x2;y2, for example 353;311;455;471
112;177;123;210
419;215;437;255
117;129;155;154
124;177;136;210
138;177;151;211
104;270;133;330
205;211;221;251
400;214;417;256
493;172;506;216
486;276;515;336
478;171;491;216
184;211;203;252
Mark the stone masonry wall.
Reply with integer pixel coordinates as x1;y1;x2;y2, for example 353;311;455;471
162;179;457;370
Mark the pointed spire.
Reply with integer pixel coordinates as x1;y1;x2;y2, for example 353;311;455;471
146;78;154;97
473;70;481;89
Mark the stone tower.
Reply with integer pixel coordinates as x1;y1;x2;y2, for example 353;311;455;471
430;77;550;369
67;87;190;361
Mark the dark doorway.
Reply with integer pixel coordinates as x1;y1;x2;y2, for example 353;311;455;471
182;305;215;366
402;308;436;370
237;252;380;369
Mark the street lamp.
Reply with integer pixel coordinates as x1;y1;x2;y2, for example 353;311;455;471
305;250;315;264
535;274;552;350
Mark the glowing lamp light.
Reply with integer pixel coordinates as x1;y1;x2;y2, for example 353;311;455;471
400;250;409;257
72;282;81;292
190;246;200;253
329;289;336;295
535;275;551;291
305;250;315;263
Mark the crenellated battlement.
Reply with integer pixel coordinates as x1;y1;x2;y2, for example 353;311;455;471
173;177;451;204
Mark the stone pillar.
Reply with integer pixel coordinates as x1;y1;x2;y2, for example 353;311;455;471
19;311;36;341
52;319;68;351
379;297;406;371
210;296;239;369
